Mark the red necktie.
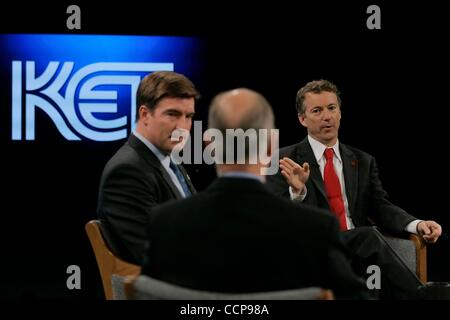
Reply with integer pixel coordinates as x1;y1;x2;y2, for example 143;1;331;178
323;148;348;231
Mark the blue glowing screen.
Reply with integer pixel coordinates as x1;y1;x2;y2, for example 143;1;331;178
0;34;204;141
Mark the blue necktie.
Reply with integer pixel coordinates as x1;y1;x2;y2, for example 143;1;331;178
169;160;192;197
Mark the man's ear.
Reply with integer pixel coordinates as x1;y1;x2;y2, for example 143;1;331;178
298;113;307;127
139;105;150;120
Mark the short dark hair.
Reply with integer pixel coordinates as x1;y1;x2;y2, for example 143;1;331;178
136;71;200;121
295;79;341;114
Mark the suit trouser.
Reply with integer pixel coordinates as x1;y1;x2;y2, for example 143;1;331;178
341;226;423;299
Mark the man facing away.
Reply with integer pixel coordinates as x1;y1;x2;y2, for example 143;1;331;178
267;79;442;299
141;88;368;299
97;71;198;264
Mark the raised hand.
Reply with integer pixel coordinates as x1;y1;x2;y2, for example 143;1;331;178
279;157;310;194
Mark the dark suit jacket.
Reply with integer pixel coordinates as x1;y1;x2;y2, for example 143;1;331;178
267;137;416;236
97;133;196;264
142;177;368;299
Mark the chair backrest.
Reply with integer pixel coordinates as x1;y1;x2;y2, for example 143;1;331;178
123;275;334;300
85;220;141;299
383;233;427;282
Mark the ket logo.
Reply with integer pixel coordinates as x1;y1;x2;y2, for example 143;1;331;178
12;61;174;141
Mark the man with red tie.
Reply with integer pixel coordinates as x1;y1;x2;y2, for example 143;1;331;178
267;79;442;299
142;88;369;299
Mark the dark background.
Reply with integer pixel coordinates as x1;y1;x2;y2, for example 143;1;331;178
1;1;449;299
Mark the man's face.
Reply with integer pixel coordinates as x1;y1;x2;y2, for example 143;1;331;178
298;91;341;146
140;97;195;153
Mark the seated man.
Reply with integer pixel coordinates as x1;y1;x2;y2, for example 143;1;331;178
97;71;198;264
267;79;442;299
142;88;369;299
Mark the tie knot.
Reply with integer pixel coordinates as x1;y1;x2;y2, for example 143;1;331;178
324;148;334;161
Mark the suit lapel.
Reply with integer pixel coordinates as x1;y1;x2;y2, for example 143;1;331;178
340;143;358;217
295;138;328;202
128;134;184;199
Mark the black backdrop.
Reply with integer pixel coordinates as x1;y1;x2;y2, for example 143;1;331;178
1;1;449;299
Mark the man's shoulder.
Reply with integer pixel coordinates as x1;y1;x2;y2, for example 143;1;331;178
340;142;375;162
279;139;377;160
279;141;305;157
148;192;206;222
252;187;338;230
101;143;163;186
108;142;138;163
151;187;334;219
103;143;140;171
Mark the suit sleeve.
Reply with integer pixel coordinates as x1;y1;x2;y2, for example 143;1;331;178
367;157;416;235
98;163;160;264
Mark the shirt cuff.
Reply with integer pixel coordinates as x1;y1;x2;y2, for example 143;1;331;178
405;219;422;234
289;185;307;201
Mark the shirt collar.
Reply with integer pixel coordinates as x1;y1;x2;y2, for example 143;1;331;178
307;135;342;163
133;130;170;164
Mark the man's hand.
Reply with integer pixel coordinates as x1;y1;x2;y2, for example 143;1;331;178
279;157;310;194
417;220;442;244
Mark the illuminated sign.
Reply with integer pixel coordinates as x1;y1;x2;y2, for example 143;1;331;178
1;34;203;141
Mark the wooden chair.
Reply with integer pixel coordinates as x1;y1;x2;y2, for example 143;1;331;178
383;233;427;282
365;216;427;283
123;275;334;300
85;220;141;299
409;233;427;282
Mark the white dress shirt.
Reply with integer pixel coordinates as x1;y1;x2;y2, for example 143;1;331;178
291;135;420;233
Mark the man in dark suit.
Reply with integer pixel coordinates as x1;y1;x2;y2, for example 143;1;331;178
97;71;198;264
142;88;368;299
267;79;442;299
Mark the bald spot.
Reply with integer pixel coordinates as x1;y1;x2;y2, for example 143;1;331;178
210;88;271;130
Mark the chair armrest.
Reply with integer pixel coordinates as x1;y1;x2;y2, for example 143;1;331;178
409;234;427;282
123;275;139;300
382;232;427;283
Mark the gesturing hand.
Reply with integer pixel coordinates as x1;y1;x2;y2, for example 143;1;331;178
279;157;310;194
